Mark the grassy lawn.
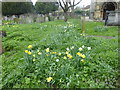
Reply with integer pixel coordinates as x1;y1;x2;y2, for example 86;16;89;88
1;19;119;88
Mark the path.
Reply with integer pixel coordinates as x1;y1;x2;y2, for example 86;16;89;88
85;35;117;39
0;38;3;55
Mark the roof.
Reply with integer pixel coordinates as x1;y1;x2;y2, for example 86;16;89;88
82;5;90;10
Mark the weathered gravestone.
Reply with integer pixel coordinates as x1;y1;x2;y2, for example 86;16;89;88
107;10;120;26
25;16;34;24
36;14;45;23
45;16;49;22
59;16;65;20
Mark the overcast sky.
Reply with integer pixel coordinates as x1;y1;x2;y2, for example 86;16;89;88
31;0;91;7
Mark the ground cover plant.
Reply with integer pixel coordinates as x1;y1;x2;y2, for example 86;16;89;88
1;19;119;88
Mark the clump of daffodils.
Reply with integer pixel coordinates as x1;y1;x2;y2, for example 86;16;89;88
25;50;32;55
77;52;86;58
67;54;72;59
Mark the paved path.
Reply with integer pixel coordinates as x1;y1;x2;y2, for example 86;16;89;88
0;38;3;55
85;35;117;39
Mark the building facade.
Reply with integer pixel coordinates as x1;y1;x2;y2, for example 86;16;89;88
90;0;120;25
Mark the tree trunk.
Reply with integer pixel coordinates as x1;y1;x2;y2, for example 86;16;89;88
71;7;75;18
64;11;68;22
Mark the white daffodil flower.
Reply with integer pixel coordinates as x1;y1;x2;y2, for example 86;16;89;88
88;47;91;50
56;59;59;62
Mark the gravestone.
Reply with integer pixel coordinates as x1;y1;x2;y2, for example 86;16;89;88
19;15;25;24
59;16;64;20
26;16;34;24
36;14;45;23
45;16;49;22
107;10;120;26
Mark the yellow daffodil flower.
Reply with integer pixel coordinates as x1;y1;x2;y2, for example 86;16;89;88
37;50;40;52
67;54;72;59
81;54;86;58
38;52;42;55
58;53;61;56
46;48;50;52
28;51;32;55
77;52;82;56
81;59;85;63
66;51;69;54
33;58;36;62
46;77;53;82
25;50;28;53
77;52;86;58
33;54;35;57
28;45;32;49
63;56;67;60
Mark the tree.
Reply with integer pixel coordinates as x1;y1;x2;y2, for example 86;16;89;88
35;2;59;21
58;0;82;22
35;2;59;15
2;1;34;16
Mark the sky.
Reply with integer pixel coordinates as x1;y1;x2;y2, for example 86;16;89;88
31;0;91;7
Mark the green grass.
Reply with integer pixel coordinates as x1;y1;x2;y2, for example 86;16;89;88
1;19;119;88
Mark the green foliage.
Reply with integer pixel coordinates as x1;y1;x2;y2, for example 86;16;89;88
2;2;34;16
74;10;90;16
1;19;119;88
35;2;59;15
94;26;108;32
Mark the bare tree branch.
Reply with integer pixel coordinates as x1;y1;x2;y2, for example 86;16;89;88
61;0;66;6
58;0;83;22
68;0;82;8
58;0;65;11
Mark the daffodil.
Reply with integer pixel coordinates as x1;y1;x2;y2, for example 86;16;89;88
79;47;83;51
63;56;67;60
28;51;32;55
28;45;32;49
81;54;86;58
25;50;28;53
37;50;40;52
56;59;59;62
88;47;91;50
71;46;74;49
38;52;42;55
58;53;61;56
46;77;53;82
66;48;70;51
46;48;50;52
81;59;85;63
82;45;85;48
77;52;86;58
67;54;72;59
77;52;82;56
33;54;35;57
66;51;69;54
33;58;36;62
